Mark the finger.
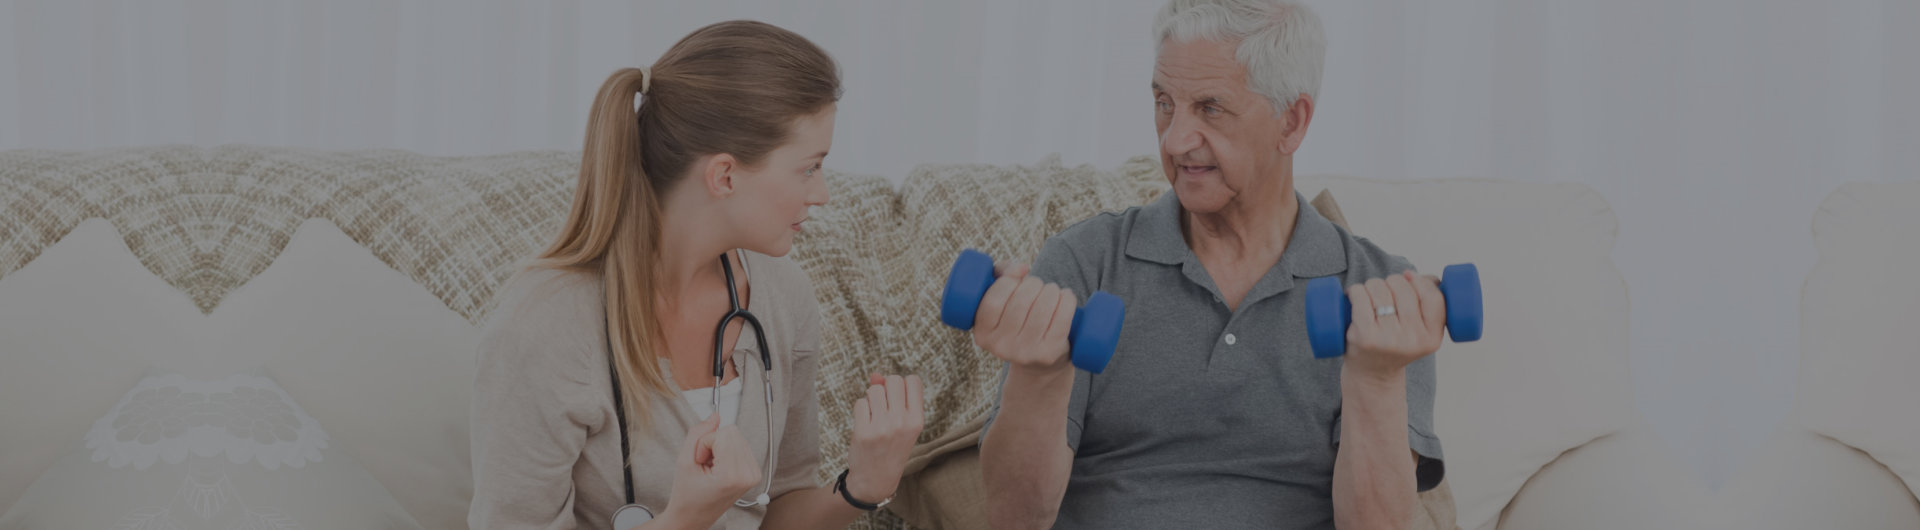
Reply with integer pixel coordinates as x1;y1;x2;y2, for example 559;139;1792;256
975;272;1020;334
1041;288;1078;349
906;375;925;427
852;397;871;436
681;414;722;462
694;430;719;467
1365;278;1398;328
996;275;1046;333
885;374;908;423
991;261;1029;278
1386;272;1423;336
867;383;888;419
1414;273;1447;339
1346;282;1378;342
1004;263;1030;279
870;372;885;386
1020;284;1067;345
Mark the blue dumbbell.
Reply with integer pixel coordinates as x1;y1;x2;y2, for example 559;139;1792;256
939;249;1126;374
1304;264;1483;359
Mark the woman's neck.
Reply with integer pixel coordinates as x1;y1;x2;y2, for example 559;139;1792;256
655;192;735;308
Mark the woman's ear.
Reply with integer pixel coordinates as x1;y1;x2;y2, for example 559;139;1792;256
697;153;739;198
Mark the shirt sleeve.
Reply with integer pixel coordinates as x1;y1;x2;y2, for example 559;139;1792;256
468;275;605;530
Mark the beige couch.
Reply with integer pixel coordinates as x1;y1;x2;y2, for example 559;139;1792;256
1708;182;1920;530
0;145;1783;529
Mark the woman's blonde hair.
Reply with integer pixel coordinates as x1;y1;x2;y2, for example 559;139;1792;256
534;20;840;430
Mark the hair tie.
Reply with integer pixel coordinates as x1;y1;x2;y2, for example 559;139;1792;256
638;67;652;94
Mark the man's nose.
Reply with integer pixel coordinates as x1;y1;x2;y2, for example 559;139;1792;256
1160;111;1203;156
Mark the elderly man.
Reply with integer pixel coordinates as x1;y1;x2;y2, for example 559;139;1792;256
973;1;1446;529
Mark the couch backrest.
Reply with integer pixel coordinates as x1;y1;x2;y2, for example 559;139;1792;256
0;147;1637;530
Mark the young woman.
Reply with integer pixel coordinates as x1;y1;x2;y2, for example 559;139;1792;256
469;21;924;530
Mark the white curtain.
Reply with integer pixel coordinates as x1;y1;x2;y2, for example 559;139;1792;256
3;0;1916;489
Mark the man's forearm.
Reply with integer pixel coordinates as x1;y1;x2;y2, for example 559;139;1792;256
1332;367;1417;530
981;366;1078;530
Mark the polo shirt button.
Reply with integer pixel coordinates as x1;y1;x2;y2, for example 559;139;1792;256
1224;333;1238;345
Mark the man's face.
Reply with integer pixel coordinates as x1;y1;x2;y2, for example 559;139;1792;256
1153;38;1298;214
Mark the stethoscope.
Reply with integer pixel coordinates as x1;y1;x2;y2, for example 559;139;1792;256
611;250;777;528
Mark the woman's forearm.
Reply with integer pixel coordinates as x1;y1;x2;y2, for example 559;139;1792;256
759;485;866;530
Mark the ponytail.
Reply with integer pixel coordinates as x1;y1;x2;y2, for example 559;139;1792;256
531;20;842;437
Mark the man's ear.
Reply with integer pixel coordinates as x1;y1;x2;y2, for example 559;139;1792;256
697;153;738;198
1278;93;1315;155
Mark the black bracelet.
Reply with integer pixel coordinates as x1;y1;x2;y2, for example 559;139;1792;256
832;469;892;511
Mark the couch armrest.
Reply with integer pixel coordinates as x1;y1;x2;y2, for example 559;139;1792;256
1496;423;1711;530
1714;425;1920;530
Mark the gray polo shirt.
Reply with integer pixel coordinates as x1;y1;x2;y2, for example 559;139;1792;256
981;190;1443;530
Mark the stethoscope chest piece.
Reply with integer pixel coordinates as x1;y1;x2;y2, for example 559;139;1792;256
612;503;654;529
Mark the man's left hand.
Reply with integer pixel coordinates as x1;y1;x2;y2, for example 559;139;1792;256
1344;270;1447;377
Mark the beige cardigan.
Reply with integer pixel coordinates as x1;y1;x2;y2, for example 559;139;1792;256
469;251;826;530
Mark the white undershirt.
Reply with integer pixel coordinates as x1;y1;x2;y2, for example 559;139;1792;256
674;356;745;426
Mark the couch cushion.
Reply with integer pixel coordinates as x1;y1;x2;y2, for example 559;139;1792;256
0;146;577;526
1714;425;1920;530
1797;181;1920;498
0;216;483;528
1496;422;1711;530
0;371;421;530
0;219;184;512
240;218;482;530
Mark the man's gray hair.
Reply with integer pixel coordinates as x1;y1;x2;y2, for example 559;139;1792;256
1154;0;1326;116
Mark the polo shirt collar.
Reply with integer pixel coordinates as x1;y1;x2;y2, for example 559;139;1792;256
1124;189;1349;288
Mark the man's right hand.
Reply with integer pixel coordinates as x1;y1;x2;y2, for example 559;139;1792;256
972;263;1079;373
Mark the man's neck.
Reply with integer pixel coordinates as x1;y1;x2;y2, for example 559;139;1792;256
1180;181;1297;311
1183;186;1298;265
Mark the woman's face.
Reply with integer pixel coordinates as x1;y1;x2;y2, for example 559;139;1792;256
724;104;835;258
